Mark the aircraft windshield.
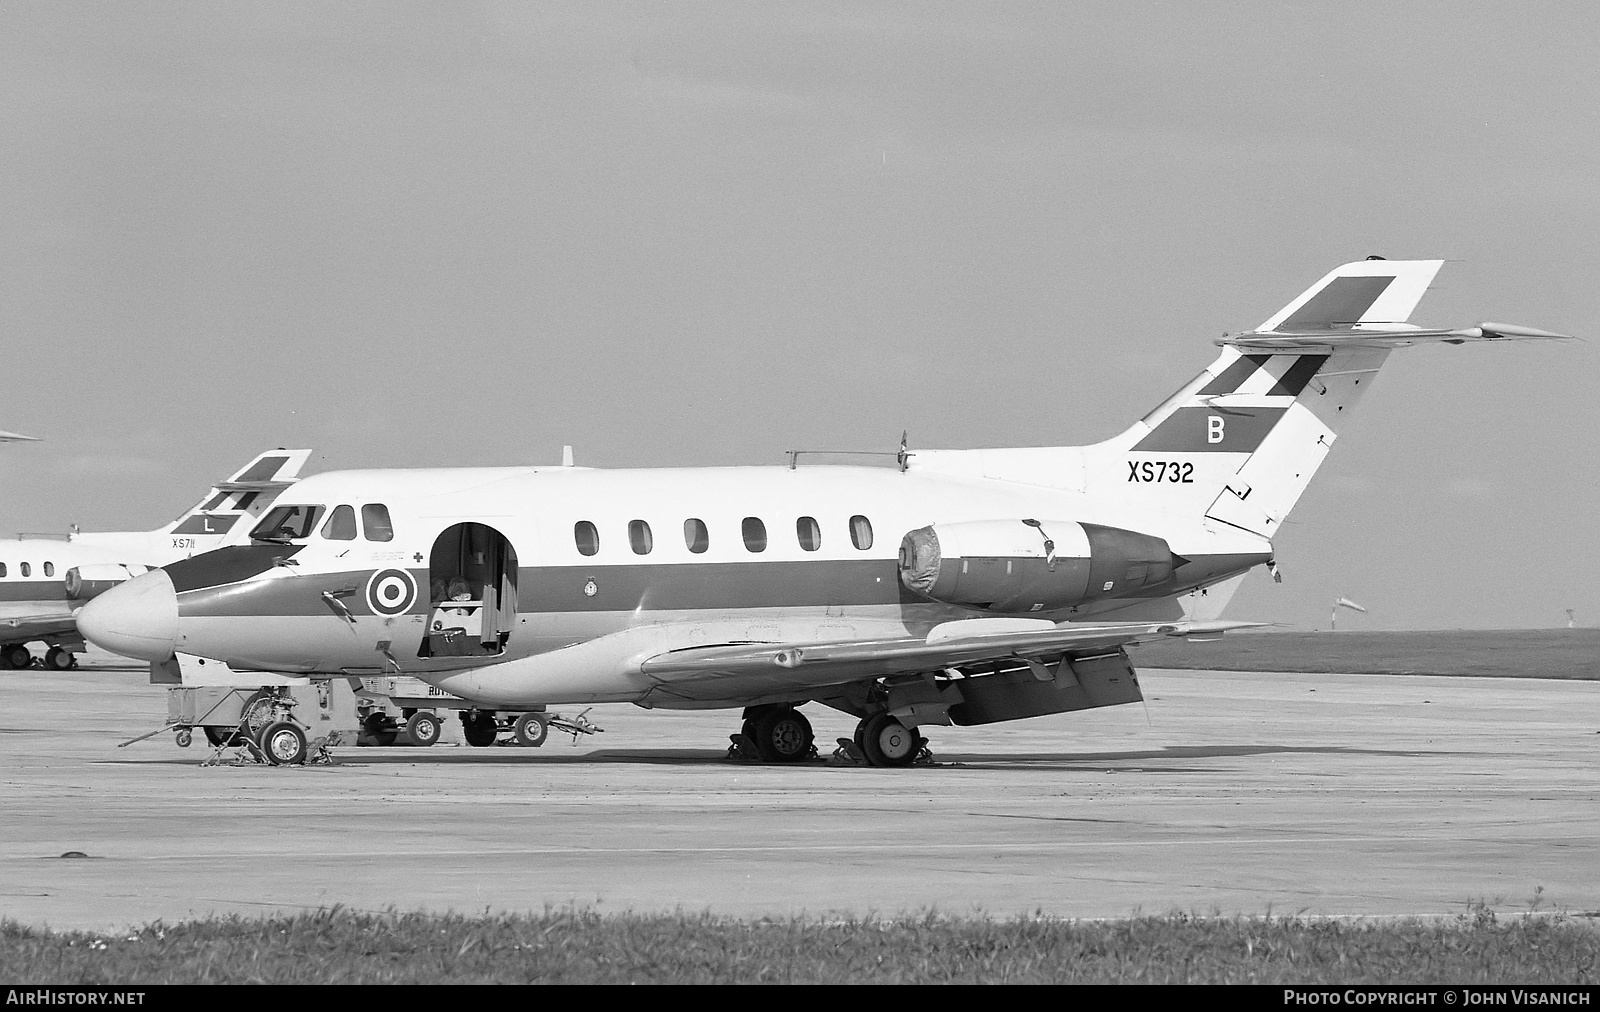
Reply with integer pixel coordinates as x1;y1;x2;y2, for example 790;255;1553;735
250;505;325;542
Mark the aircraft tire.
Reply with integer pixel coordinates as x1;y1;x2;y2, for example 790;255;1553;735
511;712;548;747
462;712;498;748
260;721;308;766
752;708;814;763
45;647;74;671
405;711;441;747
858;713;921;768
204;725;244;747
362;712;398;747
3;644;32;670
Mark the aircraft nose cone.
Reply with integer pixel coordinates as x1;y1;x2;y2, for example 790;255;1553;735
77;569;179;662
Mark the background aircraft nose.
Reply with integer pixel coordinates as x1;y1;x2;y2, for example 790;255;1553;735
77;569;179;662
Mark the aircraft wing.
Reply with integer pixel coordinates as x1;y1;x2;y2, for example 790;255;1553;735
636;618;1257;703
0;611;77;642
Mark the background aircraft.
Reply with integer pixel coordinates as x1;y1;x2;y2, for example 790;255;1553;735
1;430;40;442
77;260;1568;765
1;449;309;669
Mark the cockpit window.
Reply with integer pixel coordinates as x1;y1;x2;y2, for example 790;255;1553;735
251;505;325;542
320;505;357;541
361;504;394;542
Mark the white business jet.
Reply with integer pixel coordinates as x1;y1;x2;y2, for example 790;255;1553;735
1;449;310;669
76;260;1567;765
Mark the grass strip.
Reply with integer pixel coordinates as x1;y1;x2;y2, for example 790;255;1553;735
3;907;1596;984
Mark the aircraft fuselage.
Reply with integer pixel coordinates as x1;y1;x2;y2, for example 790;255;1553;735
81;462;1266;707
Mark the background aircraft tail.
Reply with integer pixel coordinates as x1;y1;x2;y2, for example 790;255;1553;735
73;449;312;560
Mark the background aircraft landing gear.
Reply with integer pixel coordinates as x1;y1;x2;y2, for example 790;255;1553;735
857;713;925;768
44;647;77;671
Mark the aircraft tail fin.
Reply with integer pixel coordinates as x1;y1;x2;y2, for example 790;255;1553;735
1095;259;1568;540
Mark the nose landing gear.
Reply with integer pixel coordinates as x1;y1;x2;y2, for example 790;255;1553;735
260;721;309;766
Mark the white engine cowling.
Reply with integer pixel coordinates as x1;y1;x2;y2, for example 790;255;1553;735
898;519;1178;613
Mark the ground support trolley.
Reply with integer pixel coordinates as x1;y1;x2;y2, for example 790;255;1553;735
125;678;360;765
355;675;603;747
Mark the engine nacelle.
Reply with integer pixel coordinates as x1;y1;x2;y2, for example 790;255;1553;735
898;519;1178;613
64;563;150;602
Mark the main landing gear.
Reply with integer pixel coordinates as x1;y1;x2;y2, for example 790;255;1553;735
731;705;817;763
727;706;931;767
852;713;927;768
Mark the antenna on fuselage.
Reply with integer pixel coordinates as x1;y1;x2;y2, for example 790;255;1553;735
562;445;574;467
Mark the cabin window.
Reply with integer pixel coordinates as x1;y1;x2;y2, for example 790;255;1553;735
362;504;394;542
251;505;325;541
0;563;5;577
742;517;767;553
43;562;54;577
796;516;821;551
20;562;30;577
683;518;709;554
574;521;600;557
320;505;357;541
850;515;873;550
629;520;653;555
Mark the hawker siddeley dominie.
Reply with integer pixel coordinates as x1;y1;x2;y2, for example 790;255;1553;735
77;259;1567;766
0;450;309;669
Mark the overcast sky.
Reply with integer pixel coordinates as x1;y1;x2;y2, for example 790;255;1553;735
3;2;1595;630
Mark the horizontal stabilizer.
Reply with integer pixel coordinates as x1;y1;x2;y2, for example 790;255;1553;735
215;449;313;491
0;429;41;442
1222;320;1574;351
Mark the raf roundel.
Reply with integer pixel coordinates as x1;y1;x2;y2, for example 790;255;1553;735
366;568;417;617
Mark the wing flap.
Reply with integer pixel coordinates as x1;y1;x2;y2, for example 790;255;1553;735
637;619;1257;689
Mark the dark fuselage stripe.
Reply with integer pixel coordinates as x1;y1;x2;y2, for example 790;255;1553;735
173;555;1267;618
0;583;69;603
